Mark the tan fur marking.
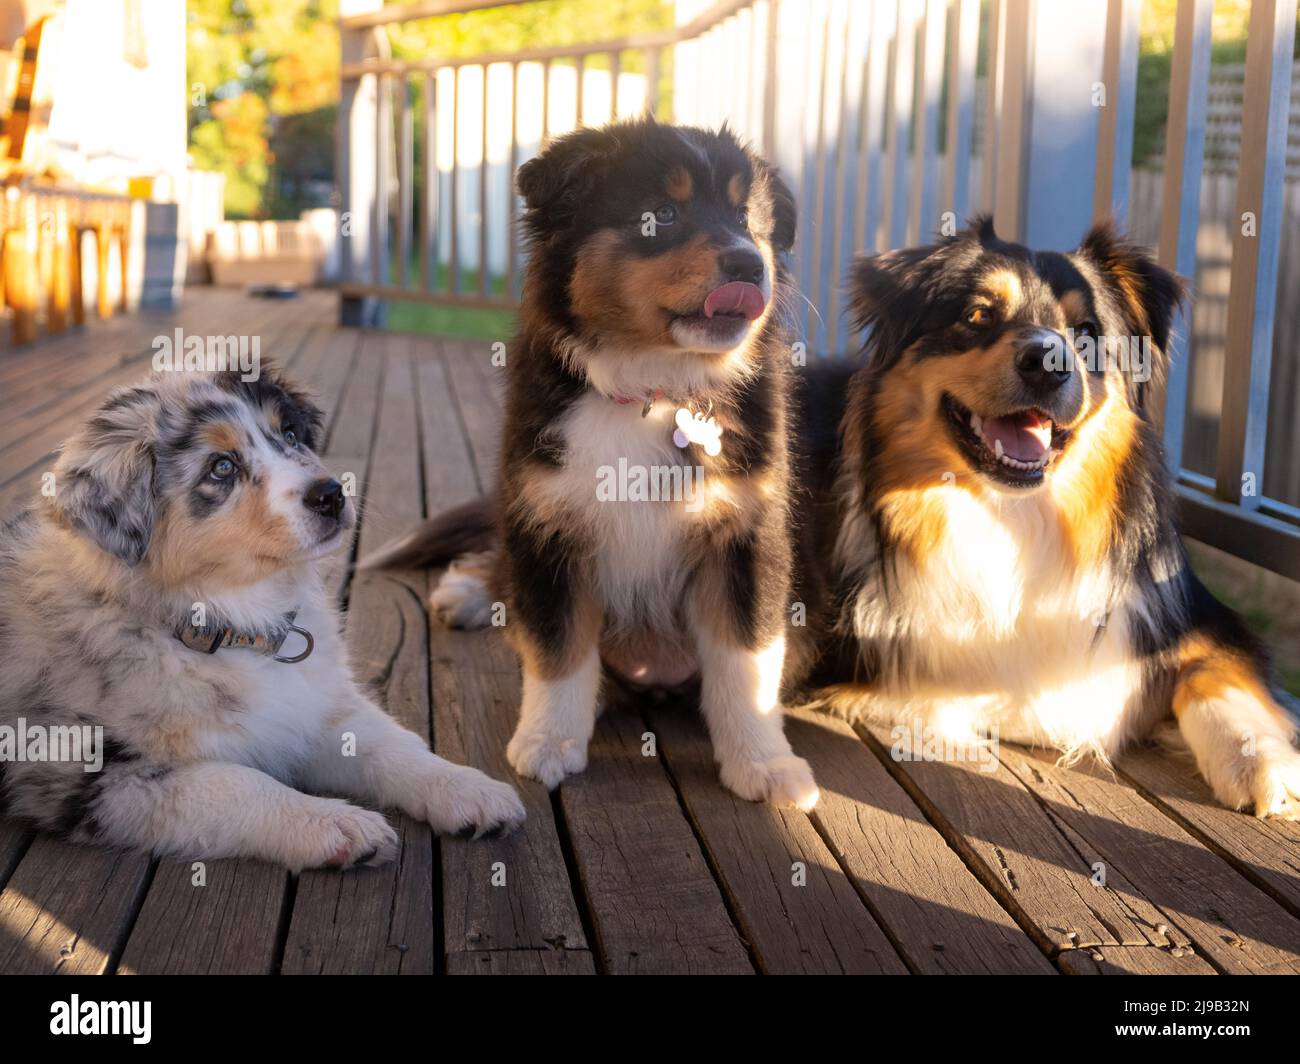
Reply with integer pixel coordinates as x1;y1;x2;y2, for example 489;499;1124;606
984;269;1023;312
510;588;602;681
667;166;693;202
1171;632;1277;720
1047;382;1130;567
147;477;298;588
1058;289;1089;322
570;230;721;348
205;423;243;455
726;173;746;207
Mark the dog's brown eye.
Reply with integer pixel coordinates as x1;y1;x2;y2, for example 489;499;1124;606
654;204;677;226
965;305;993;326
1074;320;1099;341
736;207;749;229
209;457;236;481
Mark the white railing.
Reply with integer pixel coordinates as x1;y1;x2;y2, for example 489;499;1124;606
338;0;1300;581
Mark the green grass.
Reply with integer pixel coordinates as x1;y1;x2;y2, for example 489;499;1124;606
380;258;517;343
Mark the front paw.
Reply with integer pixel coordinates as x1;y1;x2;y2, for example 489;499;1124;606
424;767;527;838
1249;742;1300;820
506;725;589;789
293;799;399;871
720;754;820;811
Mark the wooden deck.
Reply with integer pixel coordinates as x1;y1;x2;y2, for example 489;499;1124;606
1;287;1299;976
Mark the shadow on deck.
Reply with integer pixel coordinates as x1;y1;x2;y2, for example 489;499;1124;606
0;286;1298;975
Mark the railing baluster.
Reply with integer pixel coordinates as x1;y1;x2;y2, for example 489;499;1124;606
479;65;490;298
450;65;460;295
645;46;660;118
575;55;585;128
507;60;518;301
881;0;918;251
805;0;833;352
373;72;387;287
1153;0;1212;466
909;0;944;244
1092;0;1139;227
992;0;1031;240
761;0;779;157
1214;0;1296;509
979;0;1004;214
421;72;435;292
541;58;551;144
607;51;619;120
398;75;412;289
825;0;862;355
857;0;887;254
943;0;979;227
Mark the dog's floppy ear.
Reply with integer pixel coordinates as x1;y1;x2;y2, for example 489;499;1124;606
45;384;161;565
847;242;949;365
517;126;619;236
751;157;797;253
1077;222;1187;407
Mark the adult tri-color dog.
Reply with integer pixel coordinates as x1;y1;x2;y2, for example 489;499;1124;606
818;218;1300;818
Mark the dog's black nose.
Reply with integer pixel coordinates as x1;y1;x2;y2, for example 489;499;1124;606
303;478;344;519
720;247;764;284
1015;336;1072;391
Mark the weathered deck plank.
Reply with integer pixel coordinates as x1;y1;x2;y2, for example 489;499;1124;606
787;710;1054;974
559;706;754;974
0;838;149;974
426;344;591;964
1118;743;1300;919
117;859;287;975
648;706;909;974
284;333;438;975
997;744;1300;974
860;722;1198;960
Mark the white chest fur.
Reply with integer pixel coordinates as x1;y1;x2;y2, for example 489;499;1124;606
535;392;703;632
851;486;1155;759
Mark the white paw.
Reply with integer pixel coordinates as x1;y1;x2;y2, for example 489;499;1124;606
423;767;527;838
720;754;820;811
430;561;493;629
506;726;589;789
1250;742;1300;820
292;799;398;871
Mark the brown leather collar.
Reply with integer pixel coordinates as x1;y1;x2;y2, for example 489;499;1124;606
175;610;314;664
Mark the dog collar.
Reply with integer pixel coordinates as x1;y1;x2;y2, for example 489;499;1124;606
608;390;725;457
175;609;314;664
611;389;666;417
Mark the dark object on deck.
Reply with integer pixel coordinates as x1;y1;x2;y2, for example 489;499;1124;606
247;282;300;299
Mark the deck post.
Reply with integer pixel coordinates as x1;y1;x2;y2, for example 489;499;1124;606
994;0;1109;249
1213;0;1297;509
339;0;385;328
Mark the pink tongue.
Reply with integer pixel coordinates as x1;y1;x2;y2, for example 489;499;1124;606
703;281;766;321
982;413;1053;462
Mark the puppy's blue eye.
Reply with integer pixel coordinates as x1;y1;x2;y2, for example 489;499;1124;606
654;204;677;226
283;428;297;446
210;457;236;481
